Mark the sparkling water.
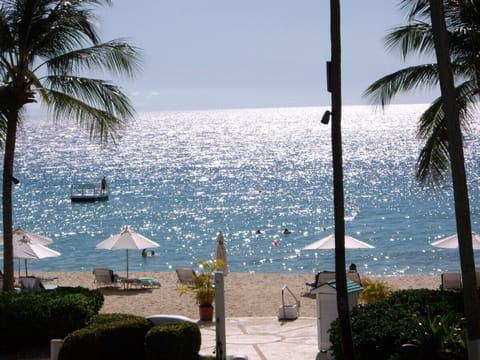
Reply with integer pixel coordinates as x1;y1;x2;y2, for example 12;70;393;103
2;104;479;276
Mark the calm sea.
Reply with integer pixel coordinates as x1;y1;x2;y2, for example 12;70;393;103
1;104;479;276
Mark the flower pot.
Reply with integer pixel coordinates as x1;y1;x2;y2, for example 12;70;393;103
199;304;214;321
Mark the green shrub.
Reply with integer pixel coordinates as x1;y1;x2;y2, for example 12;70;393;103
59;313;152;360
0;287;103;353
329;289;465;360
54;286;104;314
145;321;201;360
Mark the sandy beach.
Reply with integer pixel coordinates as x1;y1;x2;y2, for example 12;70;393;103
34;271;440;319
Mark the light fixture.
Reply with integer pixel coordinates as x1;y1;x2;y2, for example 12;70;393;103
321;110;331;125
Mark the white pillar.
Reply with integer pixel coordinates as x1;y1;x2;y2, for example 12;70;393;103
50;339;63;360
215;271;226;360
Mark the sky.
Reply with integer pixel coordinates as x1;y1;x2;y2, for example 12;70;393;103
90;1;438;112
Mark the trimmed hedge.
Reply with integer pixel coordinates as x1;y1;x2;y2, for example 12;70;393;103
145;321;201;360
0;286;103;353
58;313;153;360
329;289;466;360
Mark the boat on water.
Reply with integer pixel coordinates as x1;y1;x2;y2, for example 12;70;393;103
70;183;108;203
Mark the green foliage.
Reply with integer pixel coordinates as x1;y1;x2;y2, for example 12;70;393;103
0;287;103;353
0;288;103;352
59;313;152;360
359;277;391;303
178;259;223;306
145;322;201;360
402;312;466;360
329;289;465;360
55;286;104;314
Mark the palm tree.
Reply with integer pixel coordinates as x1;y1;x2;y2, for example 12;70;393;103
364;0;480;187
0;0;141;291
366;0;480;357
429;1;480;357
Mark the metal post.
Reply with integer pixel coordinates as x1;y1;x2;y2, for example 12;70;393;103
215;271;226;360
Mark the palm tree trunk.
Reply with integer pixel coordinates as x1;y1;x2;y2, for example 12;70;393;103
429;1;480;358
330;0;355;358
2;110;18;292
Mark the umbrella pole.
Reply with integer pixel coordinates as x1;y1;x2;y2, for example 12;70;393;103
25;259;28;276
126;249;129;279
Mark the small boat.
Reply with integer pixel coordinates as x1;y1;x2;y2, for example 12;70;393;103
70;183;108;203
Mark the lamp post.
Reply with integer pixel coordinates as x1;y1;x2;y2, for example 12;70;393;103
321;0;355;358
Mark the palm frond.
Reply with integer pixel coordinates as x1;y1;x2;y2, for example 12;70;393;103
385;23;436;59
41;40;142;79
398;0;431;21
415;118;450;187
43;86;131;142
415;79;479;187
417;80;476;139
363;64;438;106
27;0;109;59
44;74;134;120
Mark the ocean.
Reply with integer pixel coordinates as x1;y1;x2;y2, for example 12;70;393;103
1;104;479;276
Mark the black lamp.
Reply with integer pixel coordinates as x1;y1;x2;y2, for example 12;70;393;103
321;110;331;125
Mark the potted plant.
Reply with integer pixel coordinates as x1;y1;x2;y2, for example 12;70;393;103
178;259;223;321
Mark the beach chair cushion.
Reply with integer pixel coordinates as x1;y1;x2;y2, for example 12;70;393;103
137;277;161;288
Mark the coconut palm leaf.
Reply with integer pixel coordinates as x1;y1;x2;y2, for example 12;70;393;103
364;64;438;106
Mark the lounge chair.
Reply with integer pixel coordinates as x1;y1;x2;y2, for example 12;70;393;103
176;267;197;286
306;270;362;292
440;272;462;290
19;276;58;291
306;271;336;291
20;276;44;291
92;268;120;288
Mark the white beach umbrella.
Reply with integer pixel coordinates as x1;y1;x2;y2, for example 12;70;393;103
216;231;228;276
6;235;60;277
0;228;57;277
431;232;480;249
303;233;374;250
0;227;53;245
96;226;159;278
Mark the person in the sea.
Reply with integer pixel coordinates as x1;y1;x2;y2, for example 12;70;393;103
101;177;107;193
142;249;155;257
256;229;262;234
283;228;291;234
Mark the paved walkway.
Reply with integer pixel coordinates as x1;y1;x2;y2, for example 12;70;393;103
198;317;329;360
